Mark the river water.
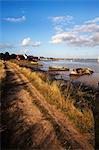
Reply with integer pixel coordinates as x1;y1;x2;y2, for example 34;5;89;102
40;60;99;88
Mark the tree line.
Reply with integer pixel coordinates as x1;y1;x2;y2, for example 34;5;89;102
0;52;17;60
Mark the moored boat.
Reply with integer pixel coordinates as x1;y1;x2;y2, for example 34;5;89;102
70;68;93;76
49;66;69;71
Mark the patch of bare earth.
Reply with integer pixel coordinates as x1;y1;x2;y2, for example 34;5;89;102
1;62;94;150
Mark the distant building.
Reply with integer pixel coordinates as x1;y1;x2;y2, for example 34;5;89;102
16;54;39;62
16;55;25;60
27;55;39;62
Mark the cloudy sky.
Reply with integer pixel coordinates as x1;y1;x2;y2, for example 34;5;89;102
0;0;99;58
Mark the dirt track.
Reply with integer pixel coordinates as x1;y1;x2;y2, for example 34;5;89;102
1;62;94;150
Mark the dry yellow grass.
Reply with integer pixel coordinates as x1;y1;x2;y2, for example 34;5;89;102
9;62;94;144
0;61;6;80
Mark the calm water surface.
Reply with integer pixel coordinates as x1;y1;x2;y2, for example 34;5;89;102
40;60;99;88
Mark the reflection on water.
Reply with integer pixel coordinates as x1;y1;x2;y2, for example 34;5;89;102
40;60;99;88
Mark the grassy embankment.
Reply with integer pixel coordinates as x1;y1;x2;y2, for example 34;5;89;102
0;60;6;98
10;61;95;145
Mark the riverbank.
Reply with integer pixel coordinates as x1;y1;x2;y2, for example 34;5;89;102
1;61;95;149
